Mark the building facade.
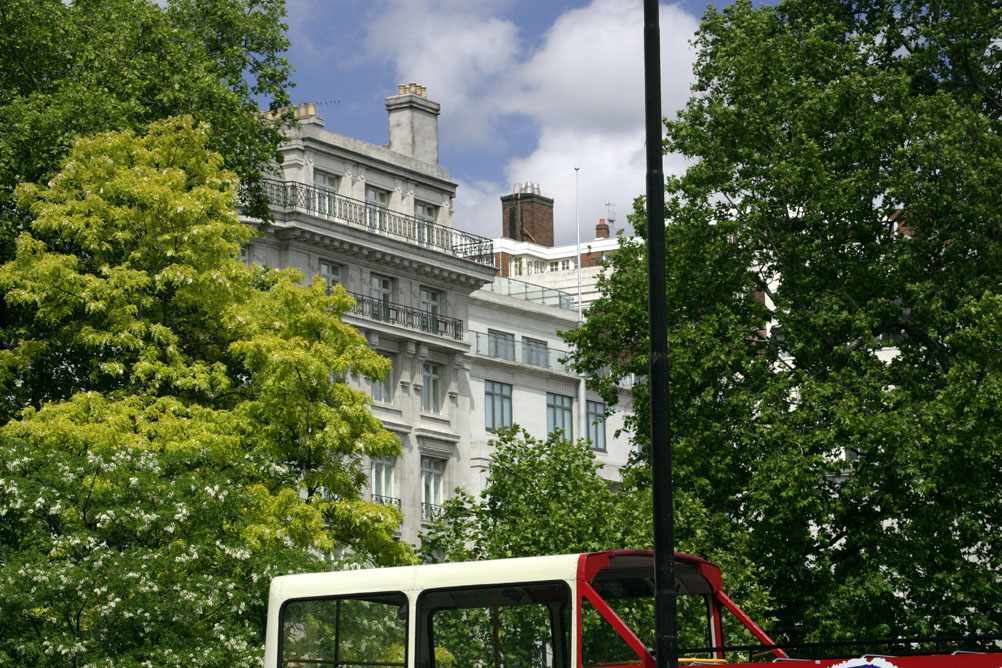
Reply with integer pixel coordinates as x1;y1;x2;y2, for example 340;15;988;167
242;88;632;544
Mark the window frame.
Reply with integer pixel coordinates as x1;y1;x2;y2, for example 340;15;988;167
484;380;513;432
416;580;572;668
422;362;442;413
420;287;442;335
546;392;574;439
370;273;393;321
313;170;341;218
421;456;445;519
586;400;606;452
319;260;343;294
366;186;390;232
371;456;397;504
278;591;409;668
371;357;393;404
487;329;516;361
522;337;549;367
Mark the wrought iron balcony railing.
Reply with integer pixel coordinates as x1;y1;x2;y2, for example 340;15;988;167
372;494;402;508
422;503;445;521
349;292;463;341
260;178;494;266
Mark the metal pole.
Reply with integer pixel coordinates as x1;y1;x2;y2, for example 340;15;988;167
575;167;587;442
644;2;677;668
575;166;583;321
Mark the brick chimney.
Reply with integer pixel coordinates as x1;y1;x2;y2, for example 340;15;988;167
386;83;440;165
595;218;609;239
500;183;554;247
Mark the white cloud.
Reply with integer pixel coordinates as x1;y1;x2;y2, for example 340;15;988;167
367;0;701;244
365;0;522;144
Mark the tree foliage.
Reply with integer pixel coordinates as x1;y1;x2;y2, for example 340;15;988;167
0;0;294;401
420;428;775;653
0;118;413;668
420;428;643;562
565;0;1002;644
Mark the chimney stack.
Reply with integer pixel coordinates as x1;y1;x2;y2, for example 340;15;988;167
595;218;610;239
500;183;554;247
386;83;440;164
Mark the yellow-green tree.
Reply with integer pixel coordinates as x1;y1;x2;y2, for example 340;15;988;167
0;117;412;668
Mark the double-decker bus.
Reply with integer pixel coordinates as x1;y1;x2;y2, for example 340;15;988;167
265;550;1002;668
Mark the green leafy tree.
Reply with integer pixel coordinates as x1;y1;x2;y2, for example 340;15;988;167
420;428;773;655
420;428;639;562
566;0;1002;645
0;117;413;668
0;0;294;420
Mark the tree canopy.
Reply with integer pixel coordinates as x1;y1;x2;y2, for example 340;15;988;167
0;0;294;390
0;117;412;667
420;428;774;652
565;0;1002;644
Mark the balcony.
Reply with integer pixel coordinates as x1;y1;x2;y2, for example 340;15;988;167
260;178;494;266
349;292;463;341
481;276;575;311
422;503;445;521
468;330;571;373
372;494;402;508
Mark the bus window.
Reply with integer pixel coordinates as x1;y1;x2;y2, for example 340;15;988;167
418;582;571;668
581;597;639;667
281;593;408;667
583;568;713;665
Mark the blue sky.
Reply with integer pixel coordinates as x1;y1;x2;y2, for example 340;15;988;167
281;1;736;244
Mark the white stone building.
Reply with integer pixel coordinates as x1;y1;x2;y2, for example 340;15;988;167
242;86;633;544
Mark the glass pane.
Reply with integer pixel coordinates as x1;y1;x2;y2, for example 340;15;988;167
421;583;570;668
282;594;407;667
581;598;639;668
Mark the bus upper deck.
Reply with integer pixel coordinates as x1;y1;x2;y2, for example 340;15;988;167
266;550;1002;668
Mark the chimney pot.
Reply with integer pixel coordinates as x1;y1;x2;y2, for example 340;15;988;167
596;217;610;239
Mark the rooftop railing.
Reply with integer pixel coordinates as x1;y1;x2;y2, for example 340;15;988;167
480;276;575;310
349;292;463;341
259;178;494;266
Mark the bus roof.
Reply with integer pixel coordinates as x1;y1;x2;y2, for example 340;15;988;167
269;550;723;603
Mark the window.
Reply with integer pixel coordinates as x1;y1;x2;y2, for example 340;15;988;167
587;400;606;451
522;337;548;367
415;201;437;247
318;260;342;293
510;258;523;276
370;274;392;321
371;457;398;506
282;593;407;668
560;258;576;271
421;456;444;519
485;380;512;432
546;393;573;438
488;329;515;361
549;261;559;272
422;362;442;413
418;582;571;668
371;358;393;403
420;287;441;334
313;170;340;218
366;186;389;232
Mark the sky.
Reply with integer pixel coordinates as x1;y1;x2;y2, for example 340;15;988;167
280;0;730;245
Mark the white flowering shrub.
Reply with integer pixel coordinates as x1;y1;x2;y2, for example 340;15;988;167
0;118;414;667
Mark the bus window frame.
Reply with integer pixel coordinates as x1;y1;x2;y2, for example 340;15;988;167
278;591;410;668
416;579;573;668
